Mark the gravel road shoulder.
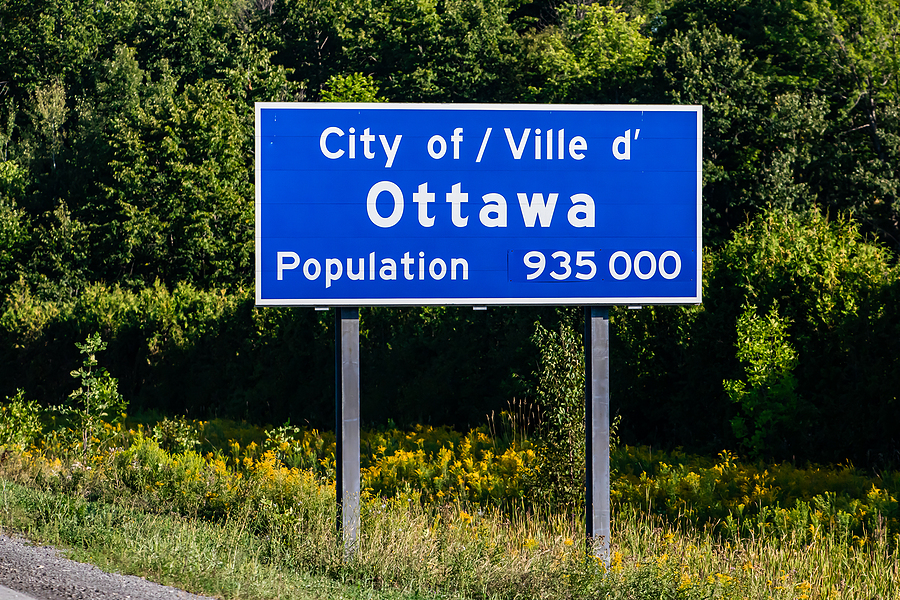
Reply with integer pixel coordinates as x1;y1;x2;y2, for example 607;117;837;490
0;534;217;600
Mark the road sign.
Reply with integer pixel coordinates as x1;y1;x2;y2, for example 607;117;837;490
255;103;702;306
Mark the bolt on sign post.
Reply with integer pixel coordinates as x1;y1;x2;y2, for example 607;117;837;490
255;103;703;558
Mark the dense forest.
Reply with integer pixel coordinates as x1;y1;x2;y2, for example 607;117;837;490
1;0;898;466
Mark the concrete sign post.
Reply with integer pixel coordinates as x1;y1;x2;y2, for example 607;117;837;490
255;102;702;559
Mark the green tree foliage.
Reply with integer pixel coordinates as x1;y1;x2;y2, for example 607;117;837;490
0;161;29;289
642;23;832;241
260;0;527;102
2;0;898;285
648;25;771;239
358;305;553;426
526;3;652;102
0;282;552;430
0;389;42;451
0;0;899;466
614;209;900;462
256;0;346;99
0;0;295;294
339;0;527;102
724;303;806;458
320;73;386;102
530;316;585;510
652;0;900;247
30;78;67;170
97;76;254;286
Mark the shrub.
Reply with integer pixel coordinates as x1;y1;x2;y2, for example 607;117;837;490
152;415;202;454
0;389;42;451
613;208;900;463
530;315;586;511
724;303;807;458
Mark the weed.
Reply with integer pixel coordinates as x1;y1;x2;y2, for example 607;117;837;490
54;333;127;458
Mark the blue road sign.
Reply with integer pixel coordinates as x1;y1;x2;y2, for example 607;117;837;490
255;103;702;306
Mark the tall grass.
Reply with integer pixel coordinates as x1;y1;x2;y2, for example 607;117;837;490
1;420;898;599
0;479;420;600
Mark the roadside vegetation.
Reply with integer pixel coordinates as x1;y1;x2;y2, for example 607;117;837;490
3;0;900;597
1;338;898;598
2;0;900;469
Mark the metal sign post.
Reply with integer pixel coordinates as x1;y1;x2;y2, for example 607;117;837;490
335;307;360;555
585;306;610;562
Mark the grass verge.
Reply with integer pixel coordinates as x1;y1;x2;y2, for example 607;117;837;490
1;465;898;600
0;478;435;599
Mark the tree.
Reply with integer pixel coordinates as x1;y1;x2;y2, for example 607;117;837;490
94;76;254;287
647;25;771;241
0;161;29;289
320;73;386;102
274;0;526;102
30;78;67;170
808;0;900;247
524;3;652;103
0;0;299;293
613;209;900;463
651;0;900;247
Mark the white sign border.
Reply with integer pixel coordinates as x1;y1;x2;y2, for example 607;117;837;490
255;102;703;307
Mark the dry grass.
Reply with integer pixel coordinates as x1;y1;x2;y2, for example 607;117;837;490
0;423;898;599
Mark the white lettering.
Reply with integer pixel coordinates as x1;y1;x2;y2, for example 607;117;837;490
476;128;491;163
379;134;402;168
303;258;321;280
277;251;300;280
429;258;447;280
517;192;558;227
428;135;447;159
634;251;656;280
613;130;631;160
367;181;404;228
451;128;463;159
659;251;682;279
523;251;545;279
569;136;587;160
504;128;530;160
480;193;507;227
451;258;469;280
319;127;344;159
568;193;595;227
347;257;364;281
285;251;471;286
412;182;435;227
325;258;343;288
446;183;469;227
609;251;631;280
550;250;571;280
380;258;397;280
360;127;376;159
401;251;415;280
575;251;597;280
